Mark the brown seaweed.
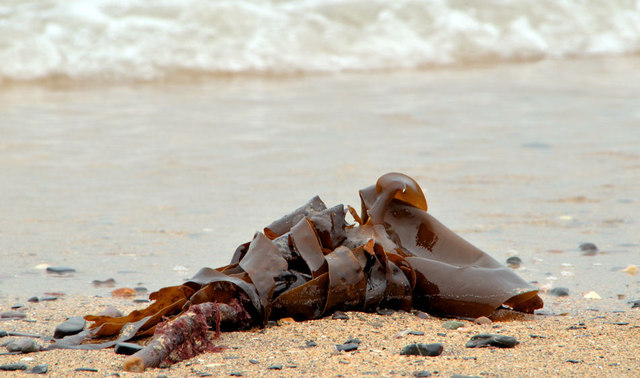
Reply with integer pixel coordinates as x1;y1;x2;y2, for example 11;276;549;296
50;172;542;370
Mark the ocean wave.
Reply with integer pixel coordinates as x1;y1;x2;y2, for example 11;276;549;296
1;0;640;81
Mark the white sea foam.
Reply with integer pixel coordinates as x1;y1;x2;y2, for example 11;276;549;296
1;0;640;81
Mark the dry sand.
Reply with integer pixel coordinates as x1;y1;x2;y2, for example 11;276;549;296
1;295;639;377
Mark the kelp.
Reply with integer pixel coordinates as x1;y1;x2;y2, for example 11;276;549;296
49;172;542;370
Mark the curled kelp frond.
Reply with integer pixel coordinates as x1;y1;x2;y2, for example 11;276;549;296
67;172;542;371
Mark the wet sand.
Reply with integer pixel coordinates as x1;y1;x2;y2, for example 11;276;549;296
0;295;639;377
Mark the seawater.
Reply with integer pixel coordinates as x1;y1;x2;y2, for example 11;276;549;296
0;1;639;313
1;0;640;81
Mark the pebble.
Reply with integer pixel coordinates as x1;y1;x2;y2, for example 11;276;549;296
413;371;432;377
98;305;123;318
0;330;7;337
506;256;522;268
114;342;144;355
248;359;259;364
27;364;48;374
579;242;598;256
335;342;359;352
53;316;86;339
376;308;396;316
442;320;465;330
92;278;116;287
111;288;136;298
75;367;98;372
331;311;349;320
0;311;26;319
631;299;640;309
465;334;519;348
474;316;492;325
305;340;317;347
11;303;25;310
46;266;76;274
6;338;40;353
414;311;430;319
400;343;443;357
0;363;28;371
549;287;570;297
27;297;39;303
267;364;282;370
344;337;361;344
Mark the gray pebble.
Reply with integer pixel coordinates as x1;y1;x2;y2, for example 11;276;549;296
332;311;349;320
53;316;86;339
413;371;432;377
465;334;518;348
267;364;282;370
0;363;28;371
506;256;522;268
400;343;443;357
27;364;48;374
0;311;26;319
549;287;570;297
46;266;76;274
335;342;359;352
6;338;40;353
442;320;465;330
114;342;143;355
579;242;598;255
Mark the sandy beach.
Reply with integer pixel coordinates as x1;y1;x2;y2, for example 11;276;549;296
1;294;639;377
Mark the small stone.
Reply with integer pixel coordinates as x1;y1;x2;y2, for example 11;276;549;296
75;367;98;372
111;288;136;298
267;364;282;370
27;297;39;303
53;316;86;339
506;256;522;268
248;359;259;364
230;372;243;377
344;337;361;344
376;308;396;316
442;320;465;330
40;296;58;302
336;342;359;352
630;299;640;309
6;338;40;353
98;305;123;318
46;266;76;274
114;342;144;355
332;311;349;320
27;364;48;374
579;243;598;256
92;278;116;287
133;299;150;303
305;340;317;347
0;311;26;319
414;311;429;319
465;334;518;348
400;343;443;357
11;303;25;310
583;291;601;299
549;287;570;297
474;316;492;325
0;363;28;371
566;359;582;364
413;371;432;377
0;330;7;337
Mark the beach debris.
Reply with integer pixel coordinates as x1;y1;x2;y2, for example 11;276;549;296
442;320;465;330
45;266;76;275
27;364;48;374
579;243;598;256
621;265;638;276
400;343;443;356
46;173;543;371
53;317;86;339
0;363;28;371
583;291;602;299
111;288;137;298
5;338;40;353
465;334;518;348
395;329;425;338
506;256;522;268
549;287;570;297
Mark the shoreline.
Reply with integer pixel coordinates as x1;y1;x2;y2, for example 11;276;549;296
1;295;638;377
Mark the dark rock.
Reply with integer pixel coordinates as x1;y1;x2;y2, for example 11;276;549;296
267;364;282;370
407;330;425;336
27;296;39;303
414;311;430;319
436;332;446;337
305;340;317;347
474;316;492;325
506;256;522;268
442;320;465;330
336;342;359;352
400;343;443;357
566;359;582;364
549;287;570;297
98;305;123;318
40;296;58;302
0;311;26;319
0;330;7;337
46;266;76;274
134;287;148;294
11;303;25;310
344;337;361;344
413;371;432;377
133;299;150;303
0;363;28;371
6;338;40;353
248;359;259;364
465;334;518;348
630;299;640;309
230;373;243;377
579;242;598;256
27;364;48;374
53;316;86;339
114;342;144;355
332;311;349;320
376;308;396;316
